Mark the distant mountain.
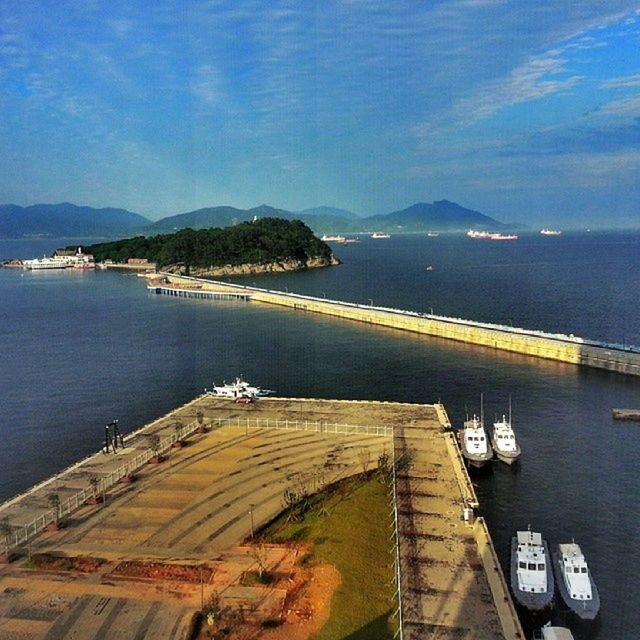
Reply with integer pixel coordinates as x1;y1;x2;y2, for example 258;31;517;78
0;203;150;238
149;199;507;234
364;200;505;232
296;206;360;220
146;204;358;235
2;199;510;238
146;204;296;234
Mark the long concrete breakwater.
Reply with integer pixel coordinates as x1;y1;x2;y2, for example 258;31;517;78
152;273;640;377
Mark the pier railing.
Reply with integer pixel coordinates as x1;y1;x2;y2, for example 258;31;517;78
209;416;394;438
4;416;201;553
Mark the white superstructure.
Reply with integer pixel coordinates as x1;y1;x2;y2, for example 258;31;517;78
554;542;599;618
23;247;95;270
490;408;522;464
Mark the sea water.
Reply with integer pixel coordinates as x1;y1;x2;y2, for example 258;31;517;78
0;232;639;639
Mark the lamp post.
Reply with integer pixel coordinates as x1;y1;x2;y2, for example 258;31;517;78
429;307;433;315
368;298;373;307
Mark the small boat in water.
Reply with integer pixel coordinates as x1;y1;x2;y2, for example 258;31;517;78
490;399;522;464
371;232;390;239
459;415;492;468
553;542;600;620
510;528;555;611
533;623;575;640
321;234;346;242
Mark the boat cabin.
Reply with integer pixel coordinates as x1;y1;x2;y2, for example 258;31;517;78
558;543;593;600
516;530;548;593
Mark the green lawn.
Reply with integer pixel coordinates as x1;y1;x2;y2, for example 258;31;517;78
261;473;397;640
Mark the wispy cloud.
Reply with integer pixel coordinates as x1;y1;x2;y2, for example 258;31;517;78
414;51;583;137
190;64;223;106
602;73;640;88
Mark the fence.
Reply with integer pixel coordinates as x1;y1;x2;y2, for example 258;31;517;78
390;435;404;640
209;415;394;438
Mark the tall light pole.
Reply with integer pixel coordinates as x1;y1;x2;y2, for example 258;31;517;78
368;298;373;307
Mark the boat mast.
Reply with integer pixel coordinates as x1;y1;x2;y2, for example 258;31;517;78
480;393;484;427
509;394;512;424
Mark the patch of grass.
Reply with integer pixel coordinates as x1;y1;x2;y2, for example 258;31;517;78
262;473;396;640
240;570;274;586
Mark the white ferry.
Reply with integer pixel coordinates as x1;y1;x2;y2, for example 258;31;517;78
489;233;518;241
459;415;492;468
467;230;492;239
540;228;562;236
23;255;72;270
321;234;346;242
510;528;554;611
553;542;600;619
371;232;390;239
490;401;522;464
23;247;95;271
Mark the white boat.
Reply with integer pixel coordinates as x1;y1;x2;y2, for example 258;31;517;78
427;231;439;237
540;228;562;236
321;234;346;242
510;528;554;611
553;542;600;619
533;623;575;640
371;232;390;239
459;415;492;468
490;400;522;464
23;255;71;270
466;229;492;238
23;247;95;271
209;377;275;399
489;233;518;241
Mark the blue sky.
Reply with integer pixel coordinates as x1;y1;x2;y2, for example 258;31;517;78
1;1;639;226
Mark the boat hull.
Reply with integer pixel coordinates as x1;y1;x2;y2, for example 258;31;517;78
510;537;555;611
552;551;600;620
489;433;522;465
458;428;493;468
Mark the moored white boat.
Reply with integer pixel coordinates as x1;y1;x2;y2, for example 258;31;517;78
553;542;600;620
510;528;554;611
533;623;575;640
371;232;390;239
459;415;492;468
490;400;522;464
209;377;275;399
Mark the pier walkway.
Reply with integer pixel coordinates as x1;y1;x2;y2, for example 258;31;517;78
0;398;521;640
155;273;640;377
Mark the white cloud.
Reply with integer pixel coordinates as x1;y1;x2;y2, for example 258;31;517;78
602;73;640;88
415;51;583;137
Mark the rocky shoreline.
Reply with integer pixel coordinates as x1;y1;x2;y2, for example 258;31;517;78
0;259;24;268
162;254;341;277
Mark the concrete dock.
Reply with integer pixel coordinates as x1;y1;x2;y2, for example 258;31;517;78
0;397;522;640
153;273;640;377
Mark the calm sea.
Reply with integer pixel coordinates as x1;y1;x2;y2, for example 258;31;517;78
1;232;639;639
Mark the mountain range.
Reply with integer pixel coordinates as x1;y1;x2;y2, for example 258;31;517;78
0;200;509;238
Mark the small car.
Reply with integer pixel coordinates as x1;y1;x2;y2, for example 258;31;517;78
235;395;254;404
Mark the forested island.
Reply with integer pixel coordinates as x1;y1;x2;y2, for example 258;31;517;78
83;218;340;276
